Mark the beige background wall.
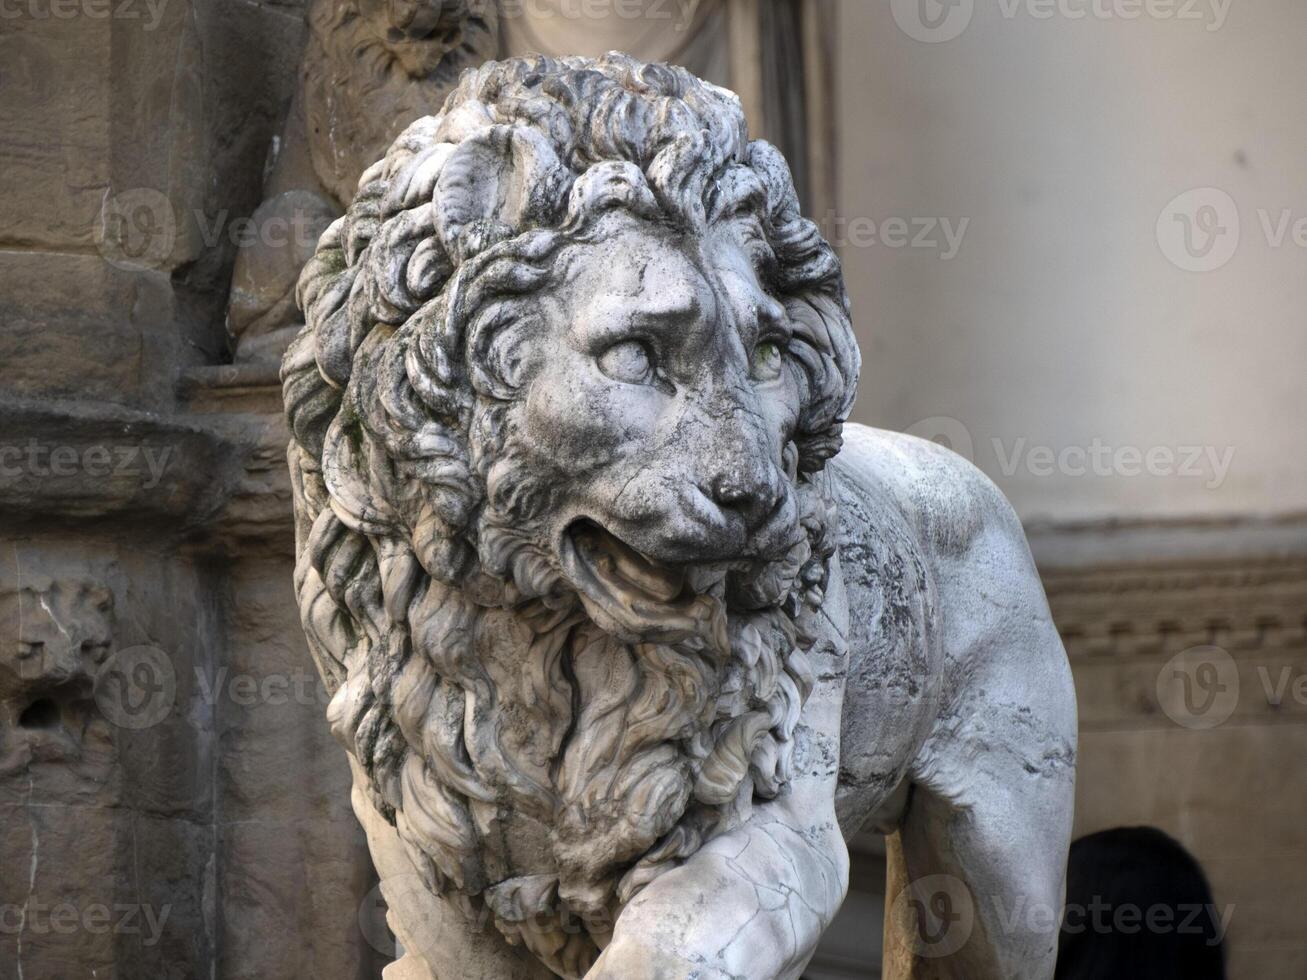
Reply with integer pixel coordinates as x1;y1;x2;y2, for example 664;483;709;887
831;3;1307;976
834;0;1307;525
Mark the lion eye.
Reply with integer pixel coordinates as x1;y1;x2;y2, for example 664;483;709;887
752;340;784;382
597;340;656;385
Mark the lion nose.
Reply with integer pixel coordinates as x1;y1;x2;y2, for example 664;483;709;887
708;465;781;522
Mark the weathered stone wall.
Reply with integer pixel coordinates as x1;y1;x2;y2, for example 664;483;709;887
0;4;815;977
0;1;390;976
1;0;310;399
0;417;387;980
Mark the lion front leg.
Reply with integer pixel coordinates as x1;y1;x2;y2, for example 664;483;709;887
587;805;850;980
881;770;1073;980
588;570;853;980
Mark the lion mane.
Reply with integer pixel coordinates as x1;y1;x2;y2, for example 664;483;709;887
282;54;858;977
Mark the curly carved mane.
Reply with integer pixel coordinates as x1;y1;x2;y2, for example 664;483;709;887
282;54;858;977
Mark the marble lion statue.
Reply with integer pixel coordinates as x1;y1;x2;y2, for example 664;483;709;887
282;53;1077;980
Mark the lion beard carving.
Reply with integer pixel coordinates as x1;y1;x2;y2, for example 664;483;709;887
282;54;858;978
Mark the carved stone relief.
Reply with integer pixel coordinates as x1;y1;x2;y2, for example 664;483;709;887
0;547;218;978
0;576;114;781
227;0;500;365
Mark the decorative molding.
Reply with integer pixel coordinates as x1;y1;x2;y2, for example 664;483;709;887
1043;555;1307;660
0;394;291;552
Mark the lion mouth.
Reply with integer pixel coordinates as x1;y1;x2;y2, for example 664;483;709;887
560;520;724;647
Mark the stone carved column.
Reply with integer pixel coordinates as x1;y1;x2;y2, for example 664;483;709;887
499;0;729;80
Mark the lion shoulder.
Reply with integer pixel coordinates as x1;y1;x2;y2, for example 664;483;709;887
833;423;1024;561
827;424;1067;836
831;423;1054;672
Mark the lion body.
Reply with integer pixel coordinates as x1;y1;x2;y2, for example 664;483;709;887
344;425;1079;980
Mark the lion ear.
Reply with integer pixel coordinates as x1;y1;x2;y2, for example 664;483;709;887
433;125;573;265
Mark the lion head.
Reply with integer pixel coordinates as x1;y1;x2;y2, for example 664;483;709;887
283;54;859;977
